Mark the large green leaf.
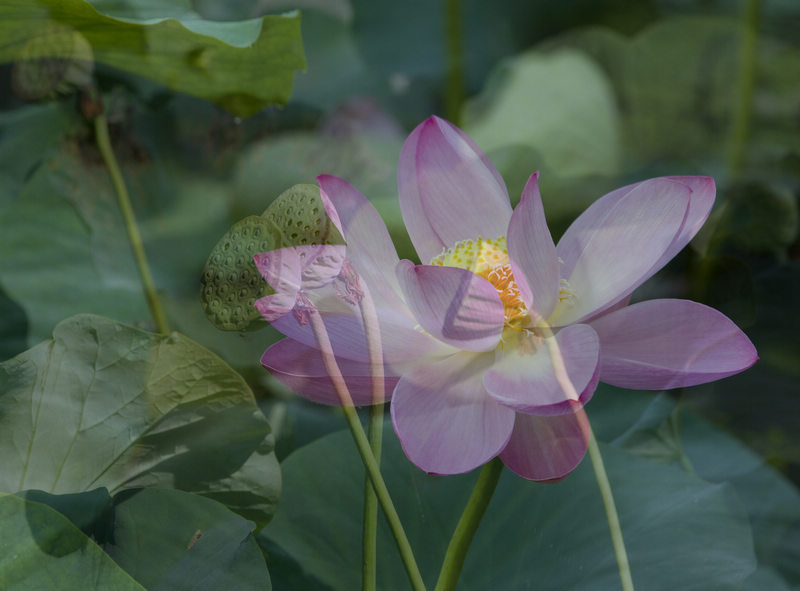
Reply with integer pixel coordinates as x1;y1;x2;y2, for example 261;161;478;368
262;424;755;591
463;48;622;178
0;131;231;346
0;314;280;526
0;286;27;362
680;410;800;589
5;487;272;590
0;493;145;590
106;488;270;590
0;102;78;208
596;388;800;589
0;0;305;115
15;488;114;540
0;147;150;344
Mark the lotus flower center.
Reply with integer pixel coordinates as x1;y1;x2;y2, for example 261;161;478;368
430;236;529;328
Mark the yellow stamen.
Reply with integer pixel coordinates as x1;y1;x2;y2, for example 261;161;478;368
431;236;527;329
431;235;575;333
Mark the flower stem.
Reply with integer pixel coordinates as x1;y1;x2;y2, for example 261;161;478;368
585;424;634;591
94;113;169;334
434;457;503;591
359;290;386;591
729;0;760;176
362;403;384;591
537;322;634;591
307;309;426;591
444;0;464;126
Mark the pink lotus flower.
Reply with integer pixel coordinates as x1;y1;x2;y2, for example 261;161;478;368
258;116;757;481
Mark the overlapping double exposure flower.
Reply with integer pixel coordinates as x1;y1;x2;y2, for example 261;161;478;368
258;116;757;481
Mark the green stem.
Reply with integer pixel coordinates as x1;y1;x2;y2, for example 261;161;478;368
585;425;634;591
434;458;503;591
537;321;634;591
362;403;384;591
359;290;386;591
670;395;696;475
729;0;761;176
444;0;464;125
94;113;169;334
307;309;426;591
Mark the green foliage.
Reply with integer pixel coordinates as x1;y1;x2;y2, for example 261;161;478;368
106;488;270;590
0;493;145;590
0;111;233;345
0;314;280;526
611;392;687;464
263;387;800;590
15;488;114;539
708;180;798;257
4;488;272;590
0;102;78;208
0;287;27;362
262;421;756;591
0;0;305;115
2;2;800;589
0;146;151;344
548;15;800;174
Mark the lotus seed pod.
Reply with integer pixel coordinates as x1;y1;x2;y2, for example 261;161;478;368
201;216;280;331
263;183;343;248
12;23;94;101
201;184;344;331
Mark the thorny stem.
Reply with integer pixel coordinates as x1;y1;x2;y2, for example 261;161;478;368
433;457;503;591
307;309;427;591
537;321;635;591
94;113;169;334
359;288;386;591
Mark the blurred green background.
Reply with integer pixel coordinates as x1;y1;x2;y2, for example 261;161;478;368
2;0;797;479
0;1;799;587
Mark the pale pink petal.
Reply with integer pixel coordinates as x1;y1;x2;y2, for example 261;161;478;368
500;412;588;481
590;299;758;389
254;292;299;323
484;324;599;415
398;116;512;263
298;246;347;289
581;292;632;325
262;339;400;406
656;176;715;266
254;244;346;292
317;175;405;312
557;176;715;278
396;261;504;352
507;172;560;318
270;309;369;361
550;178;691;326
270;303;451;365
252;248;302;315
253;243;351;326
390;353;515;475
557;177;715;323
